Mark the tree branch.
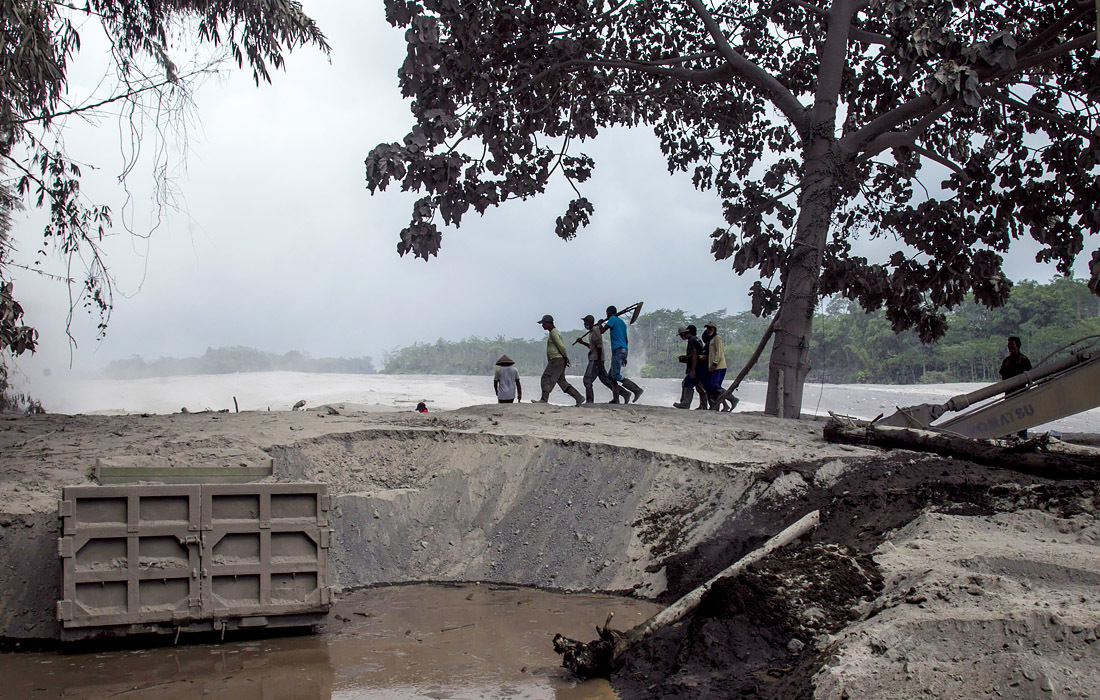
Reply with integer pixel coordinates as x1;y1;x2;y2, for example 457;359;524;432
1014;4;1092;58
841;17;1096;157
13;70;210;126
841;94;938;154
854;99;955;156
682;0;808;135
788;0;827;17
638;52;723;66
785;0;888;44
910;145;969;181
526;57;736;87
981;88;1095;141
811;0;858;127
1008;32;1097;75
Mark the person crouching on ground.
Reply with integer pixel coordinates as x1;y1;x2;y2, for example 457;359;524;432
673;325;705;409
702;322;732;411
578;314;616;404
603;305;644;404
534;314;584;406
493;354;522;404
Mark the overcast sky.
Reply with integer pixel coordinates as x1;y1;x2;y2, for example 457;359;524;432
5;0;1086;384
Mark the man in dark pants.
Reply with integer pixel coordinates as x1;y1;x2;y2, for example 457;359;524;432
1000;335;1032;437
673;325;705;409
534;314;584;406
578;314;616;403
603;305;644;404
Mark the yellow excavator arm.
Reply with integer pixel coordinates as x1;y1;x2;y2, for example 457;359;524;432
877;341;1100;438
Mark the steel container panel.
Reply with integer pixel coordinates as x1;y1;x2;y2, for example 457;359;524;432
58;483;331;640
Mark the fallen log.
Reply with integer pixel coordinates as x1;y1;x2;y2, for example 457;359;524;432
823;416;1100;480
554;509;820;678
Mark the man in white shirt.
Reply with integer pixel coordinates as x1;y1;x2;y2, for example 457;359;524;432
493;354;522;403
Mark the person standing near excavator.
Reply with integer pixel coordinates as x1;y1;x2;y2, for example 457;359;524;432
603;305;644;404
999;336;1032;383
1000;335;1032;437
534;314;584;406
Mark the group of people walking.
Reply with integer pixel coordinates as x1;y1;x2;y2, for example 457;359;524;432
492;309;733;411
673;322;733;411
492;306;645;406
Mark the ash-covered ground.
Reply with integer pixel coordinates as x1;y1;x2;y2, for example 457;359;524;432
0;401;1097;699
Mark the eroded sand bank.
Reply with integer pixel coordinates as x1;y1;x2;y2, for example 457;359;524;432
0;402;1096;699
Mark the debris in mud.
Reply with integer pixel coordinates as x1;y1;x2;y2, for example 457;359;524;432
554;511;820;679
601;453;1099;700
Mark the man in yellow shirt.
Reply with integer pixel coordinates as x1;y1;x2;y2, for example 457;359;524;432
534;314;584;406
702;321;731;411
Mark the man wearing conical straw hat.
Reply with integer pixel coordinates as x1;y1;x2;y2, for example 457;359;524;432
493;354;522;404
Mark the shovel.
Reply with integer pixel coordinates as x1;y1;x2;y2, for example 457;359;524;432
573;302;644;345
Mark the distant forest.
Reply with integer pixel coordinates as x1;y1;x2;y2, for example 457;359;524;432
103;347;376;379
381;278;1100;384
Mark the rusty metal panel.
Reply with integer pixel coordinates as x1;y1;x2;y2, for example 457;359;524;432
59;483;330;639
58;485;202;630
201;484;330;620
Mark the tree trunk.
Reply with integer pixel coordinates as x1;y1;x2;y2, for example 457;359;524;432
823;417;1100;480
765;144;844;417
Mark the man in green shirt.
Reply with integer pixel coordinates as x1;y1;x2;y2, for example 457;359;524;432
534;314;584;406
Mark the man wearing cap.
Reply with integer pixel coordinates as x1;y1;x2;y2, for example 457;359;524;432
535;315;584;406
602;305;644;403
493;354;522;403
577;314;617;404
673;325;705;409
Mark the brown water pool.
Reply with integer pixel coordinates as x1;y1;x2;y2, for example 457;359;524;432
1;583;663;699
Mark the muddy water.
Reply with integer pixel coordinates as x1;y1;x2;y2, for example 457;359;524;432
1;583;662;699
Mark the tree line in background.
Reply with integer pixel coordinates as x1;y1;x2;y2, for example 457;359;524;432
103;347;375;379
92;278;1100;384
382;279;1100;385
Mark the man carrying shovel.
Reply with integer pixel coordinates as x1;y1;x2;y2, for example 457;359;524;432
534;314;584;406
603;305;644;404
578;314;617;404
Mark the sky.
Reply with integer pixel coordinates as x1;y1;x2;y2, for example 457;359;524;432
4;1;1089;386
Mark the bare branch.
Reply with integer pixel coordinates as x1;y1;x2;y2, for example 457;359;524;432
16;71;208;126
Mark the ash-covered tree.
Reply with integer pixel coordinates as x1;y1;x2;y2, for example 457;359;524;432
0;1;329;372
365;0;1100;417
